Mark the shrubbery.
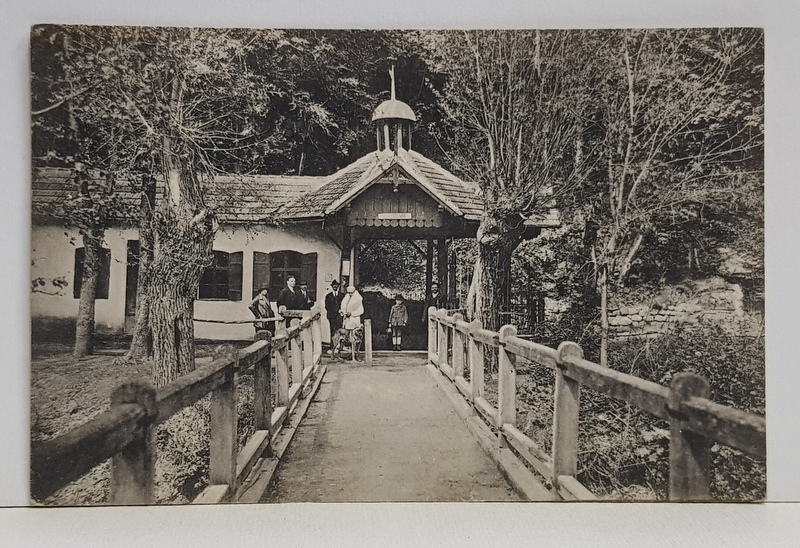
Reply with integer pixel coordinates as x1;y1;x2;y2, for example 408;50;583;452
517;318;765;500
155;376;256;503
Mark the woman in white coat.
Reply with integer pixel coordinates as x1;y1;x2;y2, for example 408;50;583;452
340;285;364;330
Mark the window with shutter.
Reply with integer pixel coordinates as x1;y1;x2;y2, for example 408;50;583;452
300;252;318;302
73;247;111;300
199;250;243;300
253;251;271;298
228;251;243;301
269;251;302;300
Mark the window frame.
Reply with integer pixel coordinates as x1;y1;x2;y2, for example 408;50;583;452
198;250;243;301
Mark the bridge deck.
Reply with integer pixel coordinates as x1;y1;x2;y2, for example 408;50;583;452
261;352;522;502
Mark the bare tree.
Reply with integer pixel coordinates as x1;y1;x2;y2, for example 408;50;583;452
425;30;596;336
586;28;763;365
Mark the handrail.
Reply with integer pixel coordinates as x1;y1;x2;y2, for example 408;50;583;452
426;307;766;501
31;307;325;505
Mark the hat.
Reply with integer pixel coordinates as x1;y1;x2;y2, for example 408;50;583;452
347;285;356;293
395;294;404;301
331;279;340;287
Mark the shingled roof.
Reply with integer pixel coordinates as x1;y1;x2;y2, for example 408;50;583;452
31;167;326;224
32;161;559;228
276;148;485;221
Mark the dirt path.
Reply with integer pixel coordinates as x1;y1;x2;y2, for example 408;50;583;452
263;353;520;502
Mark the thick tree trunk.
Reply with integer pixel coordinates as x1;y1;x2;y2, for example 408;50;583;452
148;207;212;386
474;216;524;333
127;177;156;359
148;162;213;387
74;230;103;357
469;214;525;373
149;278;197;387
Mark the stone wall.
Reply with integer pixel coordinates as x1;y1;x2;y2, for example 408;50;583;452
607;277;761;338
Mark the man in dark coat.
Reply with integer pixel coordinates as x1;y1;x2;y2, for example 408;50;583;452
277;275;306;325
298;281;312;310
325;280;343;337
422;282;445;324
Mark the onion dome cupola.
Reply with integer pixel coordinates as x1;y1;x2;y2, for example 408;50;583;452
372;65;416;153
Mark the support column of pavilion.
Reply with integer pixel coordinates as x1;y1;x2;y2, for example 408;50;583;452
424;237;457;310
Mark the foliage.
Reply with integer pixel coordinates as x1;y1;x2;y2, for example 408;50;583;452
155;378;255;503
420;30;594;332
358;240;428;298
516;320;765;500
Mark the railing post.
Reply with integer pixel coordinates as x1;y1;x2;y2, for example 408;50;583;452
253;332;273;444
427;307;437;362
310;309;323;365
209;348;238;496
275;326;290;408
364;318;373;366
498;325;518;439
109;380;156;505
289;319;303;385
552;341;583;489
668;372;711;501
468;320;484;405
452;313;465;378
300;312;313;372
437;308;447;367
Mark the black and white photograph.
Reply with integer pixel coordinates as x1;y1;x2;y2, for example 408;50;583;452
26;24;767;508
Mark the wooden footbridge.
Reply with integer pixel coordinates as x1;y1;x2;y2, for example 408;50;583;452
31;307;766;504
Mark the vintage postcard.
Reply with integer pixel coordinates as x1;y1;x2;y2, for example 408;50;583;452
29;26;765;506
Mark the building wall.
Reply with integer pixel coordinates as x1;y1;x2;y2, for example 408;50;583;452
31;223;341;342
31;225;136;332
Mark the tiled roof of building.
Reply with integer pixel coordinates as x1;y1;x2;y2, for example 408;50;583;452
31;167;326;224
32;157;560;228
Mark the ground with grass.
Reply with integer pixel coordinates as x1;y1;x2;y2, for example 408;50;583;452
31;338;249;505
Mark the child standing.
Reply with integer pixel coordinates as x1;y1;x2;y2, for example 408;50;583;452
388;294;408;351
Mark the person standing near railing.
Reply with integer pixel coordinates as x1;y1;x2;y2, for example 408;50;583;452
249;287;276;335
422;282;445;324
340;285;364;330
325;279;343;337
277;275;306;326
298;280;313;310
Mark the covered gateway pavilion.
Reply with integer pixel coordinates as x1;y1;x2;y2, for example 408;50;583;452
276;75;554;308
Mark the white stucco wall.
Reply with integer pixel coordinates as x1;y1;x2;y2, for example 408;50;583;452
31;222;340;342
193;224;340;341
31;225;136;332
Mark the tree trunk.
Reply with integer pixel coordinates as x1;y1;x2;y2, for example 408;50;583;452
470;213;525;374
148;163;213;387
617;232;644;286
74;229;103;357
599;263;609;368
127;177;156;359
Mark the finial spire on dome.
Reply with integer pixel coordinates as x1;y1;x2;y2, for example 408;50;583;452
372;64;416;152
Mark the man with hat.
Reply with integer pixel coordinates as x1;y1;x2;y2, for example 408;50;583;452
297;280;312;310
325;279;344;337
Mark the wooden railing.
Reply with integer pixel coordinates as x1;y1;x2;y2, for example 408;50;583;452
427;307;766;501
31;307;326;505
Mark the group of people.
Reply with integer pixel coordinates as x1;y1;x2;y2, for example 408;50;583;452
325;279;364;333
248;275;313;335
249;274;448;352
